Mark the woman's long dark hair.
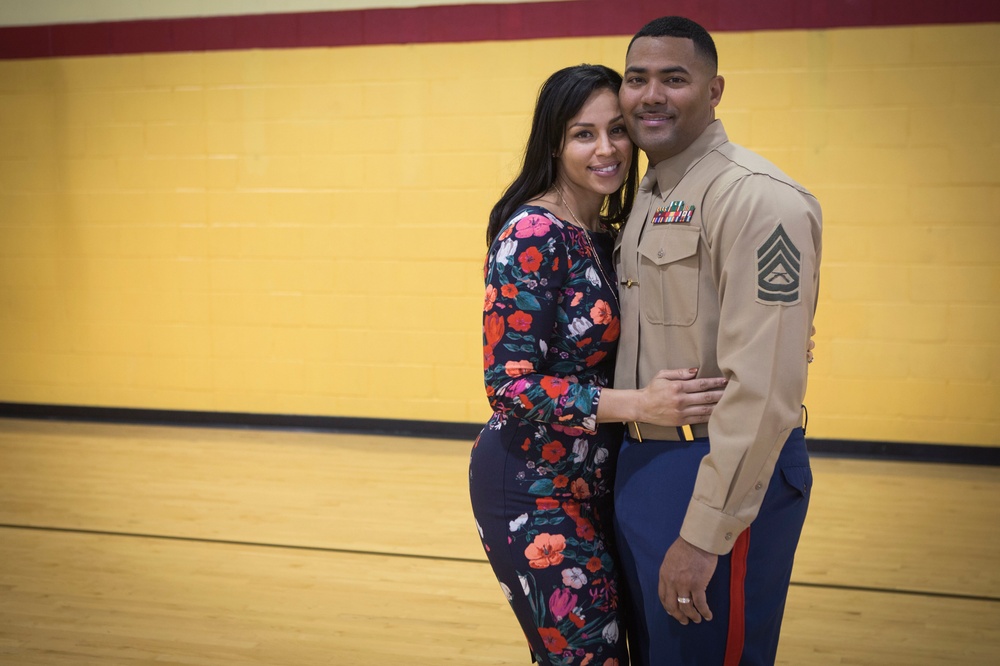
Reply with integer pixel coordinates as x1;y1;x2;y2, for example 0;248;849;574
486;64;639;247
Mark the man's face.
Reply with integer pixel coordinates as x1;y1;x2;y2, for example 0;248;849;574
620;36;724;165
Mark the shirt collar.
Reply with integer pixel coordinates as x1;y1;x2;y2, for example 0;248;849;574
650;120;729;197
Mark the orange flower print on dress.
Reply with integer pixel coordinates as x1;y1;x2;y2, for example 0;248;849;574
484;284;498;312
590;299;613;325
536;497;560;511
484;312;504;347
540;376;569;399
483;312;505;370
587;556;603;573
601;317;620;342
585;350;607;366
541;441;566;464
576;520;596;540
571;478;591;500
538;627;569;653
504;359;534;377
525;533;566;569
501;284;519;298
508;310;533;332
519;246;543;273
571;292;584;307
553;475;569;488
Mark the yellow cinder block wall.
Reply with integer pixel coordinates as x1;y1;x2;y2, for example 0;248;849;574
0;24;997;445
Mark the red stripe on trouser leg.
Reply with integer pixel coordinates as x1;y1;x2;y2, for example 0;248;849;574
723;529;751;666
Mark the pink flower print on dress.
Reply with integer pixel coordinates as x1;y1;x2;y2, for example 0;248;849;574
549;588;579;620
505;377;530;398
514;214;552;239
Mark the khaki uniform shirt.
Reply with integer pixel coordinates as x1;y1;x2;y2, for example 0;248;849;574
614;120;822;555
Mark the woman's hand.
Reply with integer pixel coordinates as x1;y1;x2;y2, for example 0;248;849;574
636;368;726;427
598;325;814;427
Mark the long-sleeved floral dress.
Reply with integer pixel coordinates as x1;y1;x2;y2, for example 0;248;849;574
470;205;626;666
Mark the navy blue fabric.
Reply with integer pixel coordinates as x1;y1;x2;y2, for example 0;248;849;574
613;429;811;665
471;209;629;665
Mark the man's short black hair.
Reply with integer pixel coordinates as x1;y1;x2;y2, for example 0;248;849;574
627;16;718;70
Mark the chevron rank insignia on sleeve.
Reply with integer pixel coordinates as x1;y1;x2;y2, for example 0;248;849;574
756;224;801;304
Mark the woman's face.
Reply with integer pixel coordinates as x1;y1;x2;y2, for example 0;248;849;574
555;88;632;199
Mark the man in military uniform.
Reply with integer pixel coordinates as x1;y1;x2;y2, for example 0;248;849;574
612;16;822;665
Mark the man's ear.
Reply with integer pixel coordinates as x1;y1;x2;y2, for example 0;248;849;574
710;75;725;109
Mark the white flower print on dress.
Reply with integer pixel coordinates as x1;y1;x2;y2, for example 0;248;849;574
602;620;619;643
496;238;517;266
519;574;530;596
568;317;592;338
500;581;512;601
586;266;601;287
593;446;608;465
561;567;587;589
572;438;589;463
509;513;528;532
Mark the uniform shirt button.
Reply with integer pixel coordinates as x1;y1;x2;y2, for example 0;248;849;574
657;249;664;258
725;532;733;541
755;482;763;490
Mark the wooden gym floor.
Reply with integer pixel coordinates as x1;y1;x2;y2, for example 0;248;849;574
0;417;998;665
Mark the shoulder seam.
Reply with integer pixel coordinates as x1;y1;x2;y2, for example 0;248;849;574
711;149;816;200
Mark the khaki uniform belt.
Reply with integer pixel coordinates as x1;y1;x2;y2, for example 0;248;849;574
626;422;710;442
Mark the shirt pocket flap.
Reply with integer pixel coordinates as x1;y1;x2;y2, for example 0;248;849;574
638;226;700;266
780;465;813;498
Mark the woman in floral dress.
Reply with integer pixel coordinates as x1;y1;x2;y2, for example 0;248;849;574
469;65;726;666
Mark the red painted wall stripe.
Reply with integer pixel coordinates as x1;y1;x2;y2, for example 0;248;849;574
723;528;750;666
0;0;997;60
